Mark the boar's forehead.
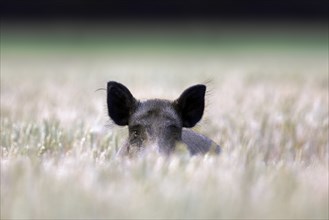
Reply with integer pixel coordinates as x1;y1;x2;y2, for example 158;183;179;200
129;99;181;125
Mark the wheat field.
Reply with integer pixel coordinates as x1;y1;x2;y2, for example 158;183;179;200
1;27;328;219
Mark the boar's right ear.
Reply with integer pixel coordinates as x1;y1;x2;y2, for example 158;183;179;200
175;84;206;128
107;81;137;126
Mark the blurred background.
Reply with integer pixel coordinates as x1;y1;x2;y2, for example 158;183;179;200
1;0;327;54
1;0;327;56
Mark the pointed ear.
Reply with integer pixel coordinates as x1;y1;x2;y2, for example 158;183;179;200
175;84;206;128
107;81;137;126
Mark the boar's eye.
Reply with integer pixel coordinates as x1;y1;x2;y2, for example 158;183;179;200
132;130;139;137
130;125;142;137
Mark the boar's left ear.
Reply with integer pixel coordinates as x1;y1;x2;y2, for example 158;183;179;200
107;81;137;126
174;84;206;128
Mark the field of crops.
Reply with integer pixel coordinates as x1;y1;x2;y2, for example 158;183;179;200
1;26;328;219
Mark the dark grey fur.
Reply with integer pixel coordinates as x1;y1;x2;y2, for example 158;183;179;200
107;81;220;156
